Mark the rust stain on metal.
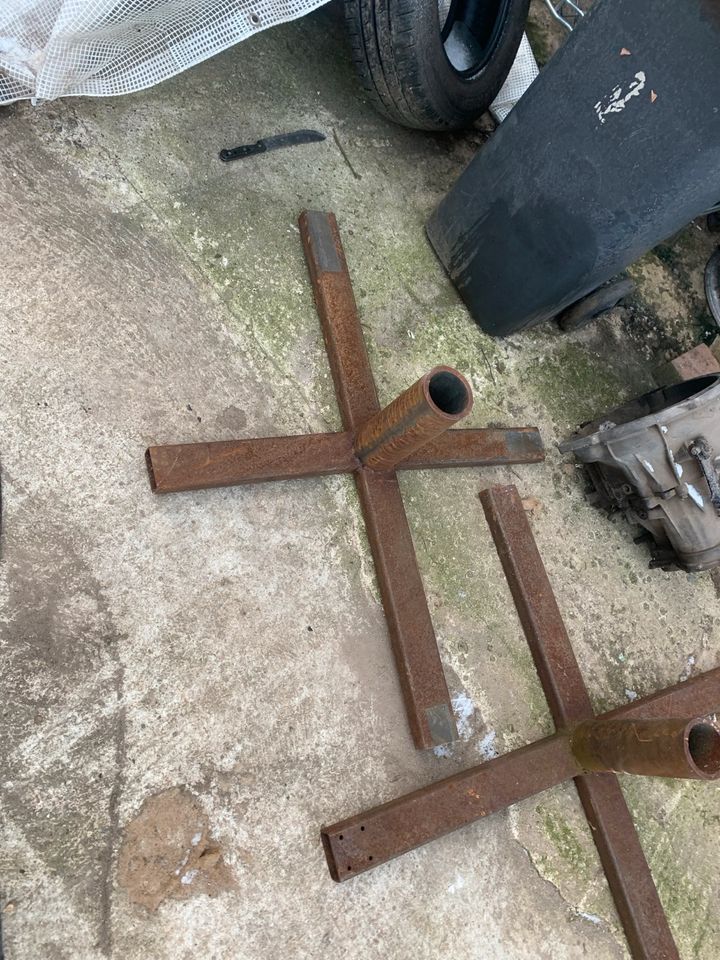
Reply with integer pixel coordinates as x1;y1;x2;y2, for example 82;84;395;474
354;467;456;748
480;484;593;727
147;427;545;493
298;209;379;430
144;212;545;750
322;484;720;960
396;426;544;469
322;670;720;882
571;716;720;779
146;433;358;493
322;734;579;881
354;366;472;469
479;485;689;960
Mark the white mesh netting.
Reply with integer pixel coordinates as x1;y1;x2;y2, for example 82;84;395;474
490;34;538;122
0;0;330;104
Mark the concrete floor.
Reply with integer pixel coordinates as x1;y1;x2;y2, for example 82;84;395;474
1;5;719;959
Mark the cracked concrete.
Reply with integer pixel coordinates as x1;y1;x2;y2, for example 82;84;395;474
1;4;719;959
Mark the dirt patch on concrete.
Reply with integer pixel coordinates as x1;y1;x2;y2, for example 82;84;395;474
117;786;236;911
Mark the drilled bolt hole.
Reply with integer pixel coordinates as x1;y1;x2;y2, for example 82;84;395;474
360;825;365;831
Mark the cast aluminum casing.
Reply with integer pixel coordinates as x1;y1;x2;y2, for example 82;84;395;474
559;375;720;572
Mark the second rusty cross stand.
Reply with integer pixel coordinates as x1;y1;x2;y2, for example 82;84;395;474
146;211;544;750
322;485;720;960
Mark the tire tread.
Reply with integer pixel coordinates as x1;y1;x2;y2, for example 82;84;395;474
344;0;530;131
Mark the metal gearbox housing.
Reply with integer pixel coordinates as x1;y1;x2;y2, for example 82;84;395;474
560;375;720;572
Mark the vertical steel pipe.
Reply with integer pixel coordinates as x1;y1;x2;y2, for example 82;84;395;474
354;366;473;471
572;717;720;780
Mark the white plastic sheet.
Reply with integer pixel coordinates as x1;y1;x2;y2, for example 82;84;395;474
0;0;330;104
1;2;538;118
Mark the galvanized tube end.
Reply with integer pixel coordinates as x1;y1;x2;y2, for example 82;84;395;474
686;721;720;780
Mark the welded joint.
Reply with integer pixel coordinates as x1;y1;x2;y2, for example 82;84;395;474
353;366;473;471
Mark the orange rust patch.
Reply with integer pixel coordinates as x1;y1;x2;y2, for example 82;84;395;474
117;786;236;911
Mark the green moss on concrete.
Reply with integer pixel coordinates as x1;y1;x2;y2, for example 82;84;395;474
622;778;720;959
399;471;512;637
523;341;629;429
398;469;552;730
516;798;621;932
539;807;594;875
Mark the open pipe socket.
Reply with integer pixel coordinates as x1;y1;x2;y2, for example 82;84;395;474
354;366;473;470
571;717;720;780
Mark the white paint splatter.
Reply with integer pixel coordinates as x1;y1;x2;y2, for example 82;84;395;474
625;689;638;701
452;691;477;740
594;71;646;124
433;744;452;759
191;831;202;846
477;729;498;760
180;869;198;886
680;654;696;682
447;874;466;895
578;911;602;925
687;484;705;508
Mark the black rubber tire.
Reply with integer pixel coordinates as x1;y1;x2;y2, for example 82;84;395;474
344;0;531;131
704;247;720;328
557;278;636;333
707;211;720;234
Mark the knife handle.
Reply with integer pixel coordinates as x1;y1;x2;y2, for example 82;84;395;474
219;140;267;162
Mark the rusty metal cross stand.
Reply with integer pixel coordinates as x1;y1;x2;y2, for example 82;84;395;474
322;485;720;960
146;211;544;750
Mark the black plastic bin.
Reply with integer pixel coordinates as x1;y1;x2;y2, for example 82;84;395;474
426;0;720;337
